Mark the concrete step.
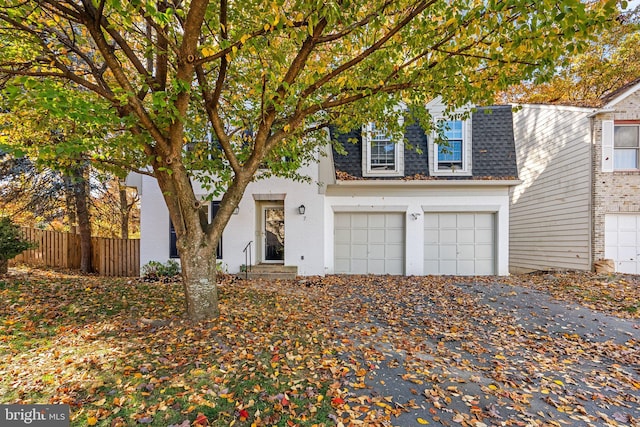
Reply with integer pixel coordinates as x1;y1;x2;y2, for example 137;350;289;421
237;264;298;280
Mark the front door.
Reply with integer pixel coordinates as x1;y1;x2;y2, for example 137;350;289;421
263;205;285;263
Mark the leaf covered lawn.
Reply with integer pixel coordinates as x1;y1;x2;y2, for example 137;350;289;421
0;267;638;427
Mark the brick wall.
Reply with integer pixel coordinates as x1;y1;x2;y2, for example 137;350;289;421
591;91;640;263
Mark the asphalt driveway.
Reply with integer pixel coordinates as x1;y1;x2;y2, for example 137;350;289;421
297;274;640;427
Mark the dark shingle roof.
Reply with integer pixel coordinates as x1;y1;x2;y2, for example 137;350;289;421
472;106;518;178
330;106;517;180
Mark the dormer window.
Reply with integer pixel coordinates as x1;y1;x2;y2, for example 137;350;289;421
362;123;404;177
437;120;463;169
431;118;472;176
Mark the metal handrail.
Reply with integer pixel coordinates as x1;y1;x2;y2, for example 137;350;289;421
242;241;252;279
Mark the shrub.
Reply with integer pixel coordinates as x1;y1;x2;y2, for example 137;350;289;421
0;217;36;274
142;260;181;281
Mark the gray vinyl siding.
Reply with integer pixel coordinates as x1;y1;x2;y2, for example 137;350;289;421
509;105;592;273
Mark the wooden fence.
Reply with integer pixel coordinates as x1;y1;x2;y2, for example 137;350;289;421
11;227;140;277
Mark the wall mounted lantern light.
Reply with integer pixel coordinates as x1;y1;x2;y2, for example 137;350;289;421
298;204;306;215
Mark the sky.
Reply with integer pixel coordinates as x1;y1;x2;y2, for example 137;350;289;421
627;0;640;10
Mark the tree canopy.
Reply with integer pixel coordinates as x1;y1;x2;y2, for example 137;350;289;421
500;5;640;106
0;0;621;320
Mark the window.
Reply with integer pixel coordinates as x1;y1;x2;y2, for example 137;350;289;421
614;124;639;170
436;120;464;170
362;123;404;177
169;202;223;259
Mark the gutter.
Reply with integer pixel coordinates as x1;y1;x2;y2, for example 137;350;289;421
587;107;615;118
332;179;522;188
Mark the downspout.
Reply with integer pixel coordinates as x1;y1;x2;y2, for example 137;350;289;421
588;115;595;271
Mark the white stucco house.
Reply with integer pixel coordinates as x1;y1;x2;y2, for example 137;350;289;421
131;101;520;277
510;78;640;274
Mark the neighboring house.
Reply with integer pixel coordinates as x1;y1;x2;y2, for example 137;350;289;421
131;99;520;276
510;78;640;274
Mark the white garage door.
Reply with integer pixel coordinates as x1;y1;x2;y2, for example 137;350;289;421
335;213;404;274
424;212;495;275
605;214;640;274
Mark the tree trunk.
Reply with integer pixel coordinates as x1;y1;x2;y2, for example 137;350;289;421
178;242;219;321
63;175;78;234
70;165;92;273
0;259;8;275
119;183;129;239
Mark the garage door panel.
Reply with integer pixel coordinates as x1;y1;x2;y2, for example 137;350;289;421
476;244;494;258
368;230;385;243
458;232;474;244
475;214;493;228
440;229;457;242
424;260;438;274
619;232;636;245
352;229;368;244
334;212;405;275
335;244;351;258
368;214;386;228
424;214;438;228
618;246;637;259
457;260;475;275
440;244;457;259
351;259;368;274
386;229;403;243
368;262;386;274
440;260;457;275
619;261;637;274
475;229;493;243
386;215;403;228
369;244;386;259
385;260;404;275
457;214;475;228
386;244;404;259
351;214;368;228
618;215;637;229
424;229;438;243
335;259;350;273
335;232;350;244
457;244;475;259
424;245;438;259
335;214;351;228
475;260;494;275
424;212;495;275
352;244;368;258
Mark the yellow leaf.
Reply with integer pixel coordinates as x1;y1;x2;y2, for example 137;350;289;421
488;384;498;390
295;12;304;21
87;416;98;426
554;380;564;386
201;46;215;57
417;417;429;424
240;34;249;44
264;23;271;31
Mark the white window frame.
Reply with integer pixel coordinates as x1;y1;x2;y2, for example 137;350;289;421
362;122;404;177
613;123;640;171
431;118;472;176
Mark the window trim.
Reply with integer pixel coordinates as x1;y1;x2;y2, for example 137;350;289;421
362;122;405;177
431;117;472;176
613;121;640;171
